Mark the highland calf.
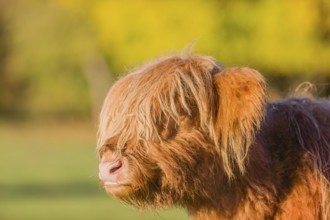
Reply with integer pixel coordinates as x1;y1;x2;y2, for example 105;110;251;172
97;55;330;219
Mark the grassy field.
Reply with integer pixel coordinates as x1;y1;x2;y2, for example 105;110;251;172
0;121;189;220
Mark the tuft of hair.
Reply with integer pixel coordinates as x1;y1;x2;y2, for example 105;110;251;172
293;82;317;98
319;173;330;219
213;67;266;178
97;54;266;179
97;54;220;153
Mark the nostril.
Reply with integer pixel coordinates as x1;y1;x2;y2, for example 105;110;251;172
109;160;122;174
99;160;123;182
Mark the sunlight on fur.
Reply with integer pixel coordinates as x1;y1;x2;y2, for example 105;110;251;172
97;54;330;219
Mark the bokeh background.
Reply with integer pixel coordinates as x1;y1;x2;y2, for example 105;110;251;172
0;0;329;219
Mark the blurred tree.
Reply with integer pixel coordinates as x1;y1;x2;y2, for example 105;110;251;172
316;0;330;42
84;0;219;74
1;0;107;119
0;0;329;120
0;1;10;114
74;0;330;79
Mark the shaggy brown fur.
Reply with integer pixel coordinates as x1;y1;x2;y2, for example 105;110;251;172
97;55;330;219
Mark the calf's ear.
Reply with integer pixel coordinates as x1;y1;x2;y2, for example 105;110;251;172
213;67;266;179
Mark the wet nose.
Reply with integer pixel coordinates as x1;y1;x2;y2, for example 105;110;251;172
98;160;122;182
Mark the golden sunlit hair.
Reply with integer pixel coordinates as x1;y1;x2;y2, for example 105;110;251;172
97;54;266;179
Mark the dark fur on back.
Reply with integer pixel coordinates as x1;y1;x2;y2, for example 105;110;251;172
248;98;330;218
187;98;330;219
263;98;330;182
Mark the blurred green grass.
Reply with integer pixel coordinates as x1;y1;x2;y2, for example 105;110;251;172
0;122;189;220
